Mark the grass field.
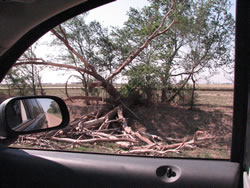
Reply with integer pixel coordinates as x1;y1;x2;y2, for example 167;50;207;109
196;84;233;89
196;90;233;107
0;83;233;98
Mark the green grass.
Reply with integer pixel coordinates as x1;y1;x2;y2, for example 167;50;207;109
166;148;230;159
66;142;123;153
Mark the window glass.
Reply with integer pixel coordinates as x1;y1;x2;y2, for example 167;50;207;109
0;0;235;159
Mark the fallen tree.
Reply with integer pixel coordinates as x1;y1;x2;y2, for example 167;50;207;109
13;0;213;155
13;1;177;151
10;0;234;156
14;106;215;156
15;0;176;101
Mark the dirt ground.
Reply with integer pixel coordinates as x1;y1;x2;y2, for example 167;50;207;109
46;113;62;127
129;103;232;158
61;90;233;159
10;90;233;159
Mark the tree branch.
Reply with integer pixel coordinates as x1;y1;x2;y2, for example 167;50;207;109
50;137;138;144
51;27;97;74
106;0;176;81
15;61;93;75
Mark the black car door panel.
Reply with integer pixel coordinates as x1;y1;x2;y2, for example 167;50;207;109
0;146;240;188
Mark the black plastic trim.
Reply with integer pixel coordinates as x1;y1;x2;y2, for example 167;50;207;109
0;146;241;188
231;0;249;164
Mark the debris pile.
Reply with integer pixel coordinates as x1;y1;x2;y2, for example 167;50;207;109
15;105;213;156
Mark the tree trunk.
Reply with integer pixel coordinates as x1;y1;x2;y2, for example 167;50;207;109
161;88;167;103
145;89;153;103
81;73;90;105
102;80;120;100
190;75;196;110
31;65;37;96
6;82;11;96
168;73;192;102
37;75;45;95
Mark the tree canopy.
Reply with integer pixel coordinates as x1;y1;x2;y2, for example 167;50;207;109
10;0;234;105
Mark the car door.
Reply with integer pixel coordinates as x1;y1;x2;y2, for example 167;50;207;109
0;0;248;187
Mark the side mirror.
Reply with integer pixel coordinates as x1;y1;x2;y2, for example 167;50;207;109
0;96;69;137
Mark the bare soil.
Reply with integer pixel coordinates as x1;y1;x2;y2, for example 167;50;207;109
130;103;232;158
61;90;233;159
10;90;233;159
46;113;62;127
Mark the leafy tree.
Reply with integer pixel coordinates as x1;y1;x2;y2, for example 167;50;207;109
112;0;191;103
121;63;161;102
51;15;119;98
116;0;234;105
13;0;234;108
48;101;60;114
170;0;235;108
4;46;45;96
15;0;176;103
4;68;32;96
21;47;45;95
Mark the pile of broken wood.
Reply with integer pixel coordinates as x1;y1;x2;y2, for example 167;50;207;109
14;104;214;156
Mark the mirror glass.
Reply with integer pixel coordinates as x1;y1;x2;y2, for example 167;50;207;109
6;98;62;132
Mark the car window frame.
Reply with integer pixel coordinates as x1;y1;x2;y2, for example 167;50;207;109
230;0;249;165
0;0;248;165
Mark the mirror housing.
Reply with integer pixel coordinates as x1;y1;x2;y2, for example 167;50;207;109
0;96;69;138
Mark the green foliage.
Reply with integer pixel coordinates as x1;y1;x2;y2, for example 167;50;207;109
47;101;60;114
112;2;180;100
169;80;197;107
5;67;33;96
49;0;234;102
4;45;44;96
127;64;160;89
89;88;100;96
120;84;136;98
120;64;161;101
180;0;234;71
53;15;118;76
52;15;121;96
117;0;234;102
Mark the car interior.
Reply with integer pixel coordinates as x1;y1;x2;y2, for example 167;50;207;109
0;0;249;187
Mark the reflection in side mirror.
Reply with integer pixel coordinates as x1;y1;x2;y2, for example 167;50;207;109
6;98;62;132
0;96;69;134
